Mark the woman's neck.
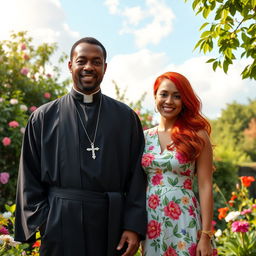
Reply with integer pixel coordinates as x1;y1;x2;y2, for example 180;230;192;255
158;117;176;132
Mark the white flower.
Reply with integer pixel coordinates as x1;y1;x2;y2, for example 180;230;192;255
20;104;28;111
20;127;26;134
225;211;240;222
215;229;222;237
2;211;12;219
10;99;18;105
0;98;4;103
0;235;20;246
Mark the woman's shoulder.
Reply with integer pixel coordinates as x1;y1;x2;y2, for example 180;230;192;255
144;126;158;137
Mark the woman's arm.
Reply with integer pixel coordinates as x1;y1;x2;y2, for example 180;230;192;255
196;130;214;256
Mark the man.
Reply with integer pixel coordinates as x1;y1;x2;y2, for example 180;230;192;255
15;37;147;256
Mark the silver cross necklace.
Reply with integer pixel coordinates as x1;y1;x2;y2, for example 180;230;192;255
75;95;102;159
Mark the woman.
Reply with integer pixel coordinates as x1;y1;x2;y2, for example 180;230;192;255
141;72;217;256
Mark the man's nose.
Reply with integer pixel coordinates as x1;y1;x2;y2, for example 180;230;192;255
83;62;93;70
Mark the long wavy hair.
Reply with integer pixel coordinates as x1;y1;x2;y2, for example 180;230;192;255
153;71;211;162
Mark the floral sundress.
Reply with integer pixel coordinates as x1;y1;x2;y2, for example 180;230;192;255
141;127;216;256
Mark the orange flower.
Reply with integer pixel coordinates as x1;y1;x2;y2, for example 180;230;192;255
218;207;229;220
240;176;255;187
229;194;238;206
32;240;41;248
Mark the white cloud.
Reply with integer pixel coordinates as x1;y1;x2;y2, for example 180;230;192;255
0;0;79;53
102;52;255;119
105;0;175;48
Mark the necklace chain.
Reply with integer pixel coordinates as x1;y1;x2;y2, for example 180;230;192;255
75;95;102;148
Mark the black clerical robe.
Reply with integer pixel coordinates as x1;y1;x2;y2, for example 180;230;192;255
14;89;147;256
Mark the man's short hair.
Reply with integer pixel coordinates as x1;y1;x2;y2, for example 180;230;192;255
70;37;107;61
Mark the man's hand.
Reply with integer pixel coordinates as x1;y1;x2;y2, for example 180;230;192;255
117;230;140;256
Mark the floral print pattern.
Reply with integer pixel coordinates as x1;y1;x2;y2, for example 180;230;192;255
142;127;216;256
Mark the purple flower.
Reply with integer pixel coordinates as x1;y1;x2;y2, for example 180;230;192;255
0;172;10;184
231;221;249;233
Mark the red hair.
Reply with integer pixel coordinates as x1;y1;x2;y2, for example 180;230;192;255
154;72;211;162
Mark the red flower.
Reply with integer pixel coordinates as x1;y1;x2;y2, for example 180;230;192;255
32;240;41;248
141;153;155;167
176;152;188;164
148;194;160;209
164;201;182;220
188;205;196;218
192;197;198;208
213;249;218;256
180;169;191;176
163;246;178;256
188;243;197;256
218;207;229;220
183;178;192;189
152;173;163;185
240;176;255;187
147;220;161;239
29;106;37;112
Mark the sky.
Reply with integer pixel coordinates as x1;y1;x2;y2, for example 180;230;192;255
0;0;255;119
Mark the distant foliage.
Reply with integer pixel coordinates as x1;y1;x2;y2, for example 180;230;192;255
185;0;256;80
0;31;69;210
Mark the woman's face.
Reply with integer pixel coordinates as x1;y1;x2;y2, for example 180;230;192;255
155;78;183;121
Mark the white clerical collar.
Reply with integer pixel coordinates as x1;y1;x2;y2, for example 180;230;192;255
72;87;101;103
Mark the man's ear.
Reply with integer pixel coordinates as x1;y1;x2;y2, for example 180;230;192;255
68;60;72;72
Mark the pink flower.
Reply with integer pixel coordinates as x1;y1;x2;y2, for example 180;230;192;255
20;67;29;75
188;243;197;256
46;73;52;78
252;204;256;209
180;169;192;176
176;152;188;164
0;172;10;184
148;128;157;136
152;173;163;185
188;205;196;218
163;246;178;256
148;146;154;151
29;106;37;112
164;201;182;220
148;194;160;209
183;178;192;189
43;92;51;99
231;221;249;233
2;137;11;146
0;226;9;235
147;220;161;239
141;153;155;167
8;121;19;128
20;43;26;50
241;208;252;215
10;98;18;105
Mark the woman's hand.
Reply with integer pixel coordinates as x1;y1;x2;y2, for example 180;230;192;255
196;234;213;256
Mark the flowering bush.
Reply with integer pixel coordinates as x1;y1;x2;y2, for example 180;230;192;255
215;176;256;255
0;204;40;256
0;31;69;210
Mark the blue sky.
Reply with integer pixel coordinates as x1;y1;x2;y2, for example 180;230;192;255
0;0;255;119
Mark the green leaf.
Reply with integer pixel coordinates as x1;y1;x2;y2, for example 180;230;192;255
203;7;211;18
199;22;209;31
201;30;211;38
213;61;218;71
206;59;216;63
187;219;196;228
223;59;229;73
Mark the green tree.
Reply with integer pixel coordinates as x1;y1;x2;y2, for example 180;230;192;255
0;31;69;210
185;0;256;80
211;99;256;164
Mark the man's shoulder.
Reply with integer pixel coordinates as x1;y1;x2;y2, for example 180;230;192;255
30;95;66;120
103;94;133;113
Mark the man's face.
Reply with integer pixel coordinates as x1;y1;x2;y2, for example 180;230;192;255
68;42;107;94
